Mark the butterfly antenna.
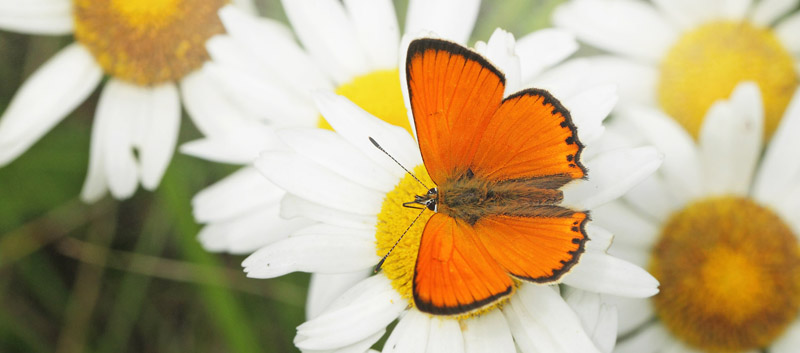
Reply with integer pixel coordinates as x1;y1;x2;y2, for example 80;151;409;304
374;206;427;273
368;137;429;189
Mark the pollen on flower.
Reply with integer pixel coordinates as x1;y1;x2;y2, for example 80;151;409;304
650;196;800;352
319;69;412;134
658;21;798;140
72;0;228;85
376;165;435;304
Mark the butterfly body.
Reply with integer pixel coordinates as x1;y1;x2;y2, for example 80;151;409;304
437;171;566;225
404;38;589;315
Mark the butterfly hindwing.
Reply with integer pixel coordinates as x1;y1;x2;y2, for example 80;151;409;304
413;213;514;315
472;210;588;283
406;39;506;185
470;89;586;182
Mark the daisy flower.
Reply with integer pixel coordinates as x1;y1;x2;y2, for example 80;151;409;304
189;0;487;254
553;0;800;141
594;82;800;353
242;31;663;352
0;0;254;202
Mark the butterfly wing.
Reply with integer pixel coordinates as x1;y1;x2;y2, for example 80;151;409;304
473;210;588;283
413;213;514;315
470;89;586;185
405;38;506;185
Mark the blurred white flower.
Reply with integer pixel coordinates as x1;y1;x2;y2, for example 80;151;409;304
0;0;255;201
596;82;800;353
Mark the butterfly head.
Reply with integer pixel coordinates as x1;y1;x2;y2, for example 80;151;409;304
403;187;438;212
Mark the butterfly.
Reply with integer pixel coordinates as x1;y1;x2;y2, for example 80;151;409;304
403;38;589;315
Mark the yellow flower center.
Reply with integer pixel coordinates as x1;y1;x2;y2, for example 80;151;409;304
318;69;412;134
375;166;512;318
375;165;436;305
650;196;800;352
658;21;798;140
72;0;228;85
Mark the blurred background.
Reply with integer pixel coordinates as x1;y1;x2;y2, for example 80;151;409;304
0;1;563;352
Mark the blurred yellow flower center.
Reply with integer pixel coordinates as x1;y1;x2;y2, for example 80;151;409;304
318;69;412;134
650;196;800;352
73;0;228;85
658;21;797;140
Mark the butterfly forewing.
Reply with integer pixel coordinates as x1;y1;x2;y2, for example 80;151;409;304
470;89;586;182
406;39;506;185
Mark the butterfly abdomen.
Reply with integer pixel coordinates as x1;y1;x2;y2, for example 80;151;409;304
438;171;568;225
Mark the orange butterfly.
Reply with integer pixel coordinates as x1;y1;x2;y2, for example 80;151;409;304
403;38;589;315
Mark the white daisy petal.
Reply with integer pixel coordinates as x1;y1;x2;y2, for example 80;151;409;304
343;0;400;70
462;310;514;353
218;5;333;94
592;201;659;248
622;173;682;222
314;91;422;176
97;80;141;199
772;318;800;353
566;57;658;110
553;0;677;62
404;0;479;44
180;69;252;137
699;82;763;196
281;0;369;84
751;0;800;26
584;224;614;253
80;92;111;203
277;128;399;192
295;275;405;351
562;252;659;298
243;231;377;278
562;146;663;210
280;194;377;230
136;83;180;190
620;106;704;202
613;323;672;353
198;205;312;254
776;12;800;55
603;296;655;336
562;288;618;353
197;210;295;254
181;123;283;165
0;0;73;35
606;243;651;270
651;0;714;29
754;87;800;205
503;284;600;353
0;44;102;166
202;61;317;125
383;310;430;353
720;0;753;20
255;151;385;215
515;29;578;84
475;29;521;95
307;270;371;320
330;328;387;353
193;167;285;223
426;318;464;353
562;84;617;145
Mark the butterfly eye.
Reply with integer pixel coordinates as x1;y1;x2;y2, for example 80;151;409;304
426;200;437;212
